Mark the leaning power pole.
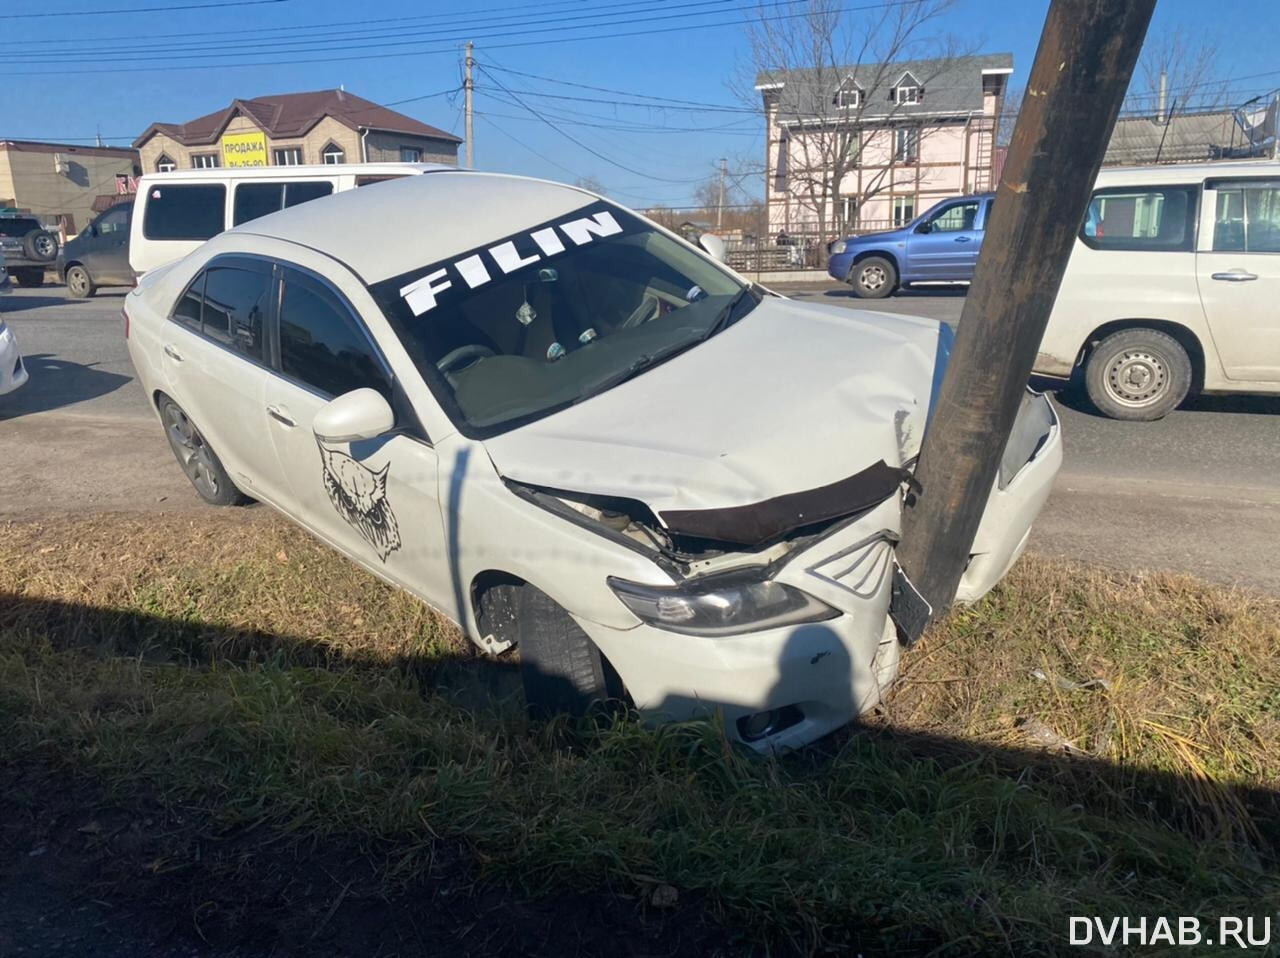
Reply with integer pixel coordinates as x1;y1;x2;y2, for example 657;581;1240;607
717;157;727;229
464;41;475;169
895;0;1157;622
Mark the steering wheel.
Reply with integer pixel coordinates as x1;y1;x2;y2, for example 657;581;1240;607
437;344;496;385
620;293;661;329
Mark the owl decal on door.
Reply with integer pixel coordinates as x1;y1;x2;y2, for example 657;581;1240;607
318;442;402;561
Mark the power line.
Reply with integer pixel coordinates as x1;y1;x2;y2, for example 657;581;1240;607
0;1;919;75
0;0;288;19
477;65;706;185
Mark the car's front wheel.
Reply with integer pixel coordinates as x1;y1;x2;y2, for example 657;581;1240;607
158;396;250;506
848;256;897;299
512;583;624;718
65;265;95;299
1084;328;1192;421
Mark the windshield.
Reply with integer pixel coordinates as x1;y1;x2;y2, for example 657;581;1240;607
368;202;756;436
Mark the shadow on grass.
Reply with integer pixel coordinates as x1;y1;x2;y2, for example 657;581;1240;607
1;592;1277;956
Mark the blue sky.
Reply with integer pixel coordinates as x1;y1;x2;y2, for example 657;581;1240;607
3;0;1277;207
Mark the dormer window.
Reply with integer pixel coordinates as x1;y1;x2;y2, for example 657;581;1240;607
893;71;922;105
833;76;862;109
155;153;176;173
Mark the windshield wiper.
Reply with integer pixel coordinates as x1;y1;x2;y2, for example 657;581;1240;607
700;285;757;343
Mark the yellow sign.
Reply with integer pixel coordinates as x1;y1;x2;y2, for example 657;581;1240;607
222;131;268;168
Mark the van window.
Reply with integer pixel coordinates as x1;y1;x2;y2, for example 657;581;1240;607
1209;180;1280;253
143;184;226;241
1081;186;1197;252
233;181;334;226
277;268;390;399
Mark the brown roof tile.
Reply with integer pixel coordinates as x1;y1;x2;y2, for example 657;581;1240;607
134;89;461;149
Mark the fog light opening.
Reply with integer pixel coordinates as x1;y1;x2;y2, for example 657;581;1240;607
736;705;803;742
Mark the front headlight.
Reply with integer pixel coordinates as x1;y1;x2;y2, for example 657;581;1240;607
830;240;848;255
608;574;838;637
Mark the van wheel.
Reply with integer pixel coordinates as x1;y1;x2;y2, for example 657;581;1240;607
514;584;623;718
158;396;250;506
848;256;896;298
1085;328;1192;421
65;265;95;299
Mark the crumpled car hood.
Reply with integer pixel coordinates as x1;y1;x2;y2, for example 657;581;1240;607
482;296;945;522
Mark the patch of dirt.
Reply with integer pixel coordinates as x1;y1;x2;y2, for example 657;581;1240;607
0;760;747;958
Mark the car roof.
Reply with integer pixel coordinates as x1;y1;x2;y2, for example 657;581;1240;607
137;161;449;182
1094;159;1280;186
222;170;600;285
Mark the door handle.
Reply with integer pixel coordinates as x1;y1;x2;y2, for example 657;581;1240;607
1211;270;1258;282
266;405;296;428
954;235;972;243
163;344;183;362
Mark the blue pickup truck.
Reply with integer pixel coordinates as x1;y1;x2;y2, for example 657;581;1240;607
827;192;995;298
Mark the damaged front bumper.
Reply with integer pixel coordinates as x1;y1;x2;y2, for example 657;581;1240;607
572;391;1061;750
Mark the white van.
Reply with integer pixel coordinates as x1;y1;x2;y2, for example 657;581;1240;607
128;162;449;277
1036;160;1280;420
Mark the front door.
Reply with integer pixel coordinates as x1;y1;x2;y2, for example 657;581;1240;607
84;205;133;285
263;265;454;611
908;198;983;280
1197;178;1280;382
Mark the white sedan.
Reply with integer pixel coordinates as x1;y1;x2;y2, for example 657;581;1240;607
124;171;1061;749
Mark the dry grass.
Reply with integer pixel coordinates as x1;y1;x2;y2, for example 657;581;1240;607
1;512;1278;954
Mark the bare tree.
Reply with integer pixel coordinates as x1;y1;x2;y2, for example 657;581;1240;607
573;175;608;196
740;0;967;249
1125;26;1225;119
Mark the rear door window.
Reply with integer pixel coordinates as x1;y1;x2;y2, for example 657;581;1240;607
277;267;390;400
233;180;334;226
1080;185;1198;251
1208;179;1280;253
143;184;226;241
170;259;271;362
0;217;42;237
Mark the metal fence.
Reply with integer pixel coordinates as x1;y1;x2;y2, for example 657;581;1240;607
721;220;898;272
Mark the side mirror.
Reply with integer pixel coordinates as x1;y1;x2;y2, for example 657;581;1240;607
698;232;727;262
914;222;931;234
313;388;394;443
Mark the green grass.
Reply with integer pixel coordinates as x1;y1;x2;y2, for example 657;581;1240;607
1;513;1277;954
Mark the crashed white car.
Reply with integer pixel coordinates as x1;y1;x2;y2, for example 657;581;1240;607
124;172;1061;748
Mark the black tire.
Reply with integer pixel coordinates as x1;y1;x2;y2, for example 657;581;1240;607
13;268;45;288
22;229;58;263
158;396;251;506
514;584;622;718
65;264;95;299
1084;328;1192;421
848;255;897;299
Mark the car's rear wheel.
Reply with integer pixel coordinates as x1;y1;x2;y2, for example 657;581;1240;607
13;268;45;288
511;583;623;718
158;396;250;506
1084;328;1192;421
65;265;95;299
848;256;897;299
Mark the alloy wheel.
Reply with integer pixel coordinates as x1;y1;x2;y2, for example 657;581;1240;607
163;404;221;500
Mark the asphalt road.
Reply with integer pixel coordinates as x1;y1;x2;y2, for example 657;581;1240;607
3;283;1279;592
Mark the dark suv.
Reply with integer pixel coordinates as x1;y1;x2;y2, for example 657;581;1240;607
56;202;133;298
0;215;59;287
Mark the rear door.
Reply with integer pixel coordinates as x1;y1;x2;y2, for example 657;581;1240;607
1197;177;1280;382
83;205;132;285
160;257;285;503
907;198;983;280
262;264;452;602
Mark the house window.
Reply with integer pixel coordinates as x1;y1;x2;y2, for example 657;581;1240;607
321;141;346;164
842;196;861;229
896;85;920;105
892;196;916;227
895;127;919;163
833;76;862;109
400;146;423;162
192;153;220;169
155;154;177;173
273;146;304;166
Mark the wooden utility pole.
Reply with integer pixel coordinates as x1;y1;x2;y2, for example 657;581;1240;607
717;157;727;229
464;41;475;169
895;0;1157;621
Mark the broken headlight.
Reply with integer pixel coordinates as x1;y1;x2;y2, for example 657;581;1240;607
608;574;838;637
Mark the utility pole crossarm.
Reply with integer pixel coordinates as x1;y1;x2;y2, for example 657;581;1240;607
895;0;1157;622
